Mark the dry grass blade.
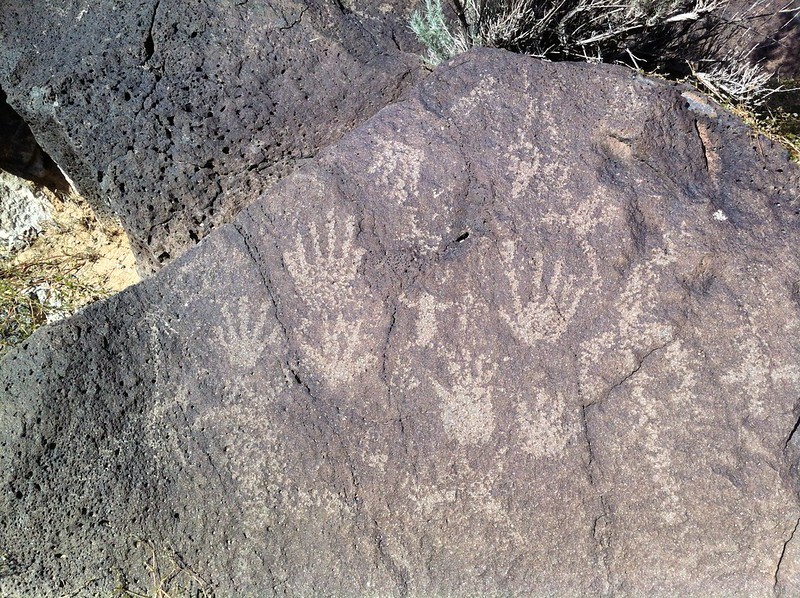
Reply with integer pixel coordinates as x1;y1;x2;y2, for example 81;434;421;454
0;251;112;356
0;182;138;357
112;539;213;598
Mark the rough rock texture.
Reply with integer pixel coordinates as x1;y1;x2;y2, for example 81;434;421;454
2;49;800;596
0;0;422;273
0;172;53;255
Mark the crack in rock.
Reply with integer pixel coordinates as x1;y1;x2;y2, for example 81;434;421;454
372;518;410;596
143;0;160;64
580;400;614;593
775;516;800;593
598;339;675;406
785;414;800;451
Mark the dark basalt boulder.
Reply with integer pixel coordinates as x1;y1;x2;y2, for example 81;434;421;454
1;49;800;596
0;0;422;273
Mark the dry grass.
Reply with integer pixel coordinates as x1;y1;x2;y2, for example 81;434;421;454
0;252;109;354
726;78;800;162
112;540;213;598
752;107;800;161
0;183;139;357
411;0;726;65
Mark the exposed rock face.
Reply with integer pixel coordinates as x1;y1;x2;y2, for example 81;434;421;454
1;49;800;595
0;172;53;255
0;0;422;273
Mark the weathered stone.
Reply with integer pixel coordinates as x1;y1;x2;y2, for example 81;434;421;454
0;0;422;273
1;49;799;595
0;172;53;255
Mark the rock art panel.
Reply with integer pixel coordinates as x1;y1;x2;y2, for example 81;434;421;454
0;0;422;272
1;49;799;596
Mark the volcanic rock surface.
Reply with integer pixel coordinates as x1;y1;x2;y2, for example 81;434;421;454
0;0;422;273
1;49;800;595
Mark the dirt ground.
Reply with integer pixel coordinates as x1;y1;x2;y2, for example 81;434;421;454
12;191;140;292
0;185;139;355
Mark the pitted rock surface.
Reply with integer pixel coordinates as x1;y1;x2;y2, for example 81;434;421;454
1;49;800;596
0;0;422;273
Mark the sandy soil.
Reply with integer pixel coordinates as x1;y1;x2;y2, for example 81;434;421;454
11;190;140;296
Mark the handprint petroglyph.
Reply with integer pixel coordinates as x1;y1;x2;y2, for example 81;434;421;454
402;291;503;446
283;209;365;308
364;136;451;253
142;310;179;397
301;314;376;387
516;390;572;458
400;289;451;349
366;138;422;200
212;296;278;374
498;241;584;345
626;340;696;524
629;379;682;523
721;336;770;419
452;75;499;120
197;396;349;535
507;142;542;200
282;209;379;389
431;348;497;446
578;240;679;404
405;460;524;548
502;73;572;202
